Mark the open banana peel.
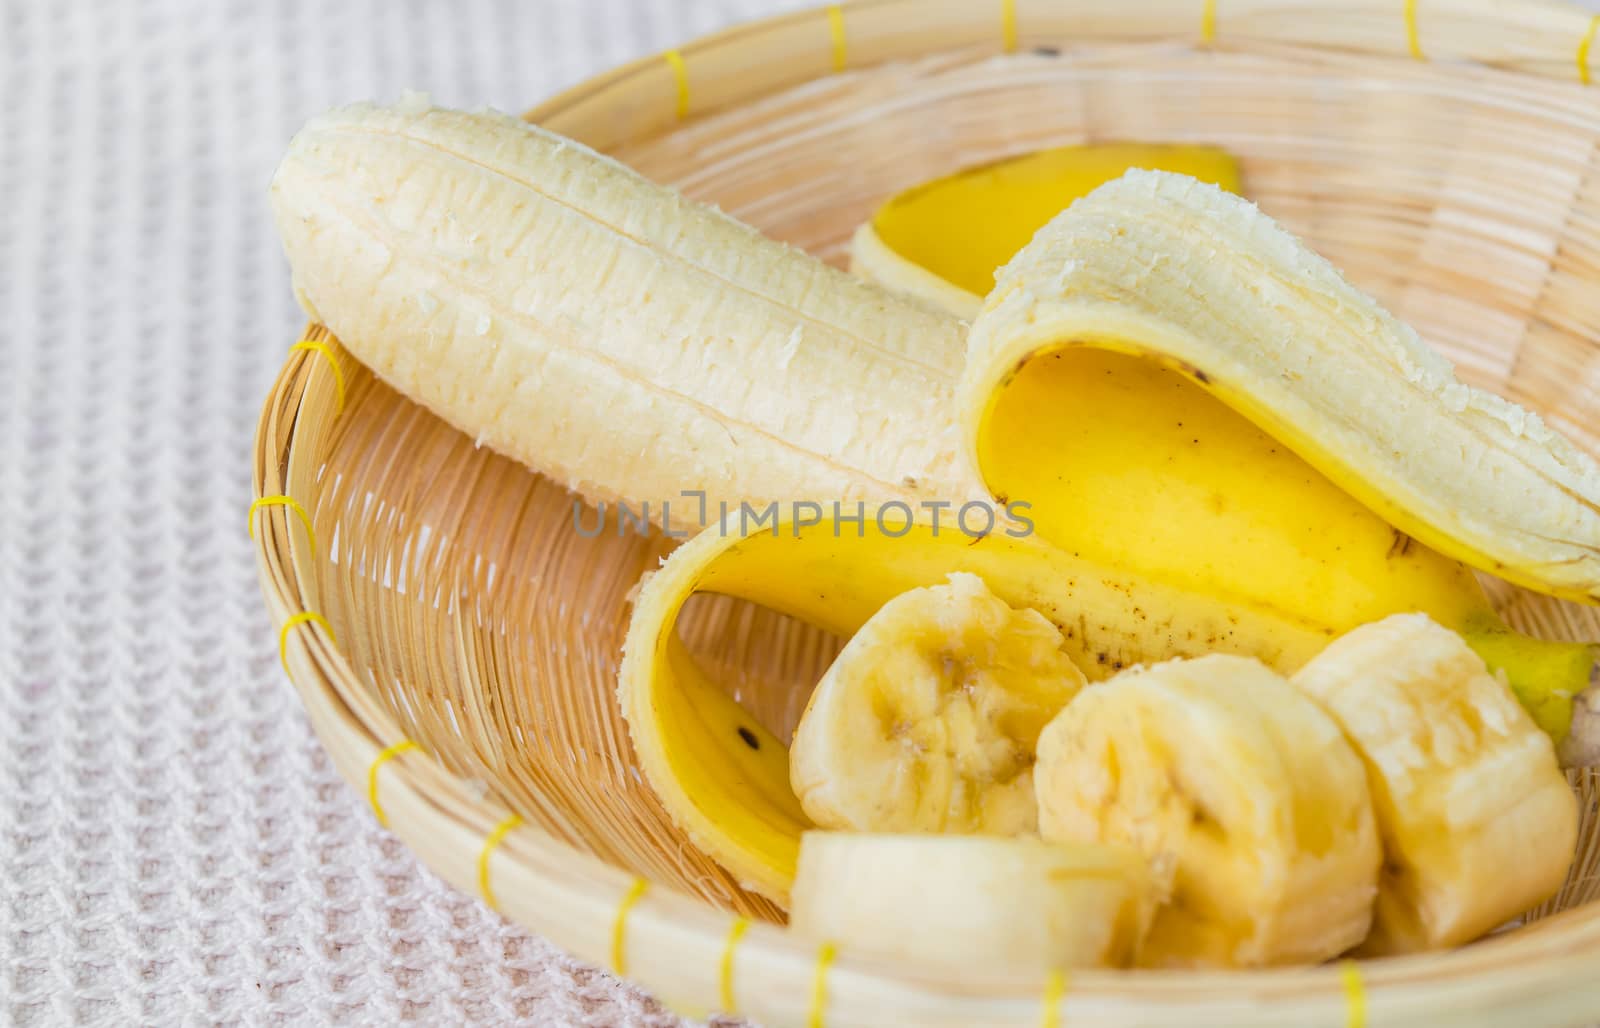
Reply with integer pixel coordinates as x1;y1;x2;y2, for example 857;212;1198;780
851;142;1242;319
271;100;1599;962
616;509;1338;902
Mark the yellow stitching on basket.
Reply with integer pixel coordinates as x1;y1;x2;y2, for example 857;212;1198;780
1404;0;1423;60
664;50;690;120
1001;0;1018;53
1341;960;1367;1028
827;5;847;72
290;338;347;412
719;916;749;1013
1201;0;1217;44
248;495;316;556
1039;969;1067;1028
366;738;419;829
611;877;649;976
477;814;523;912
278;611;336;673
808;941;836;1028
1580;14;1599;85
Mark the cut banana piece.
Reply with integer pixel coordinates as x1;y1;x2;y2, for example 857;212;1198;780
789;573;1085;835
1291;614;1579;954
851;143;1241;318
1034;655;1381;968
790;832;1153;972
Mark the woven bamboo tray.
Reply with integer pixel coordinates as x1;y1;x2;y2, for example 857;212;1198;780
252;0;1600;1023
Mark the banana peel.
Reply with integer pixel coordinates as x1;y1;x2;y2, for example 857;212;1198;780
958;171;1600;744
852;143;1242;318
618;510;1345;904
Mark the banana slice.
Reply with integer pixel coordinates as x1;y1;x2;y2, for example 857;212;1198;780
790;832;1153;971
1290;614;1579;954
789;572;1085;835
1034;655;1381;968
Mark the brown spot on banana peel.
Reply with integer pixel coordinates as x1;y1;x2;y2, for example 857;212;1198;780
1386;530;1415;560
1558;659;1600;768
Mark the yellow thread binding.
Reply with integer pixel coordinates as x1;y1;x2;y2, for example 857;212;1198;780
1580;14;1599;86
1001;0;1018;53
1039;969;1067;1028
278;611;336;673
808;941;837;1028
827;5;847;72
611;877;650;977
290;338;347;413
1201;0;1217;44
1341;960;1367;1028
248;495;317;557
1404;0;1423;60
719;916;750;1014
366;739;419;828
664;50;690;120
477;814;524;912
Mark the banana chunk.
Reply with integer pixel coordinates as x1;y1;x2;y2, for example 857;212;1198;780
791;832;1154;971
1034;655;1380;968
790;572;1085;836
1291;613;1579;954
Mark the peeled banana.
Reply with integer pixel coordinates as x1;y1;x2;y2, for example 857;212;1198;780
851;142;1241;318
1291;614;1579;954
271;101;1600;753
789;572;1084;836
270;99;974;519
1033;655;1382;968
790;832;1153;972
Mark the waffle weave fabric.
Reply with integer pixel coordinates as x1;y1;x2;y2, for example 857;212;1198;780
0;1;808;1024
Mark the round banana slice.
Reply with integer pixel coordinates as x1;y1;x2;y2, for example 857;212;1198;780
791;832;1154;972
1290;613;1580;955
1034;654;1381;968
790;572;1085;835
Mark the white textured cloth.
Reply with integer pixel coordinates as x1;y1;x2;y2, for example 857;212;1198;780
0;1;807;1024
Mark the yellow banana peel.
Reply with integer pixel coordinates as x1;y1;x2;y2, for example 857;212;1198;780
618;511;1341;904
853;143;1241;317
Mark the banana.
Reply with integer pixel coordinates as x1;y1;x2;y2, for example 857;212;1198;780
790;832;1153;972
619;511;1352;902
269;98;974;520
788;572;1085;836
1033;655;1382;968
271;101;1600;756
851;143;1241;319
1290;614;1579;955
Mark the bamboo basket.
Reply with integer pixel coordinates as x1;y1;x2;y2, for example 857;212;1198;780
252;0;1600;1023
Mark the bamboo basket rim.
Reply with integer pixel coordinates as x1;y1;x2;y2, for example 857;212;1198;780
253;1;1600;1023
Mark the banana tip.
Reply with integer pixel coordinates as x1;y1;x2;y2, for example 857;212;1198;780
1559;656;1600;769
